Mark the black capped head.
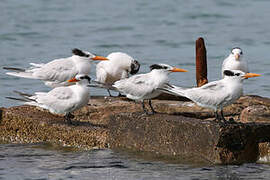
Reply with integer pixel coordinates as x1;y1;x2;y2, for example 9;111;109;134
223;70;244;77
150;63;188;73
150;64;171;71
72;48;90;57
223;70;261;80
75;74;91;83
130;60;140;75
72;49;108;61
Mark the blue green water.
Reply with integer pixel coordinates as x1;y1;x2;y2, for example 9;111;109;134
1;0;270;179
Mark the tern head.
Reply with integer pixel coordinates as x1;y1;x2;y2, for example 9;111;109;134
149;64;188;74
68;74;91;85
72;48;108;61
223;70;260;81
107;52;140;75
130;60;140;75
230;47;243;61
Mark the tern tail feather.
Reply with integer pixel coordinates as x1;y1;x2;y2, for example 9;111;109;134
6;90;36;102
88;80;118;91
158;83;186;97
5;96;30;102
6;71;37;79
3;67;25;72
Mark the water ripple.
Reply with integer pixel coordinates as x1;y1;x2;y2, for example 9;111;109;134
64;164;128;170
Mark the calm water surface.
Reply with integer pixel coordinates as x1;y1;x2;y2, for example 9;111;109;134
1;143;270;180
1;0;270;179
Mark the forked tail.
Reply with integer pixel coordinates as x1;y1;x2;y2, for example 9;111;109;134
5;90;36;103
157;83;186;97
88;80;119;92
3;67;37;79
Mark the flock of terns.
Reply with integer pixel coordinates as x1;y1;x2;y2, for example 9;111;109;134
3;47;260;124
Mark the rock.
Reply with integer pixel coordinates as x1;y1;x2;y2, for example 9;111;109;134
1;95;270;164
240;105;270;123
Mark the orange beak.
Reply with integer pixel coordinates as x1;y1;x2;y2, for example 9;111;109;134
91;56;108;61
68;77;80;82
170;67;188;72
235;54;240;60
243;73;261;79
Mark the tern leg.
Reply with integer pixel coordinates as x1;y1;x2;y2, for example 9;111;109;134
107;90;112;97
64;112;74;125
148;100;157;114
214;110;222;124
141;100;149;114
220;109;227;123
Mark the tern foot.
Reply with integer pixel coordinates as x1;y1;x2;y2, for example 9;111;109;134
64;113;75;125
64;118;73;125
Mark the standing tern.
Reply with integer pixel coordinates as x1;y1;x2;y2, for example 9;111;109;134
91;64;188;114
3;49;108;88
96;52;140;96
6;74;92;124
222;47;249;78
158;70;260;123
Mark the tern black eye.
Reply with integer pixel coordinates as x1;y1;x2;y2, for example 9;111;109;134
235;73;240;76
240;51;243;55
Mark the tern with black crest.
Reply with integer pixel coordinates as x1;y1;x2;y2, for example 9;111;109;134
4;49;108;88
158;70;260;123
91;64;188;114
6;74;92;124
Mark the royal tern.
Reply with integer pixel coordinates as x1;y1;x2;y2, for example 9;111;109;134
222;47;249;78
3;49;108;88
96;52;140;96
6;74;92;124
91;64;188;114
158;70;260;123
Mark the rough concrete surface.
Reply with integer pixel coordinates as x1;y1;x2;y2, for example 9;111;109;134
1;95;270;164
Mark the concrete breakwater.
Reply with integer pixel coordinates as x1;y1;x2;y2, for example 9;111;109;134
1;94;270;164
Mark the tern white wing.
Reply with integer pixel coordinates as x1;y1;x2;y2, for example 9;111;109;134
113;74;159;100
27;87;77;114
183;81;232;109
31;58;78;82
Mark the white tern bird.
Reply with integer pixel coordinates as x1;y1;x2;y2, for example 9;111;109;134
6;74;92;124
159;70;260;123
4;49;108;88
221;47;249;78
91;63;188;114
96;52;140;96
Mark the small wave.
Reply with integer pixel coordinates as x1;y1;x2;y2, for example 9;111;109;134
64;164;127;170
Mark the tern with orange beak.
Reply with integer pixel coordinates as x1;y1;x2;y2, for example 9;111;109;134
222;47;249;78
91;64;188;114
6;74;91;124
158;70;260;123
3;49;108;88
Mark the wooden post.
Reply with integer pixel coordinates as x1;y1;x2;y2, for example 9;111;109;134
196;37;208;87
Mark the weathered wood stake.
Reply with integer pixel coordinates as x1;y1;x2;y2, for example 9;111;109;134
196;37;208;87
